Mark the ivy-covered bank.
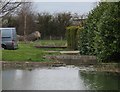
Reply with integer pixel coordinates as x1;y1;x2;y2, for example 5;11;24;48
66;2;120;62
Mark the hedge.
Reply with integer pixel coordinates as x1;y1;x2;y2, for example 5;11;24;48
66;26;79;50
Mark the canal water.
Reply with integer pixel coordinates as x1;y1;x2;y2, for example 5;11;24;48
2;66;120;90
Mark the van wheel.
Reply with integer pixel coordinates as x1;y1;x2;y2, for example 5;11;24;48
2;45;6;49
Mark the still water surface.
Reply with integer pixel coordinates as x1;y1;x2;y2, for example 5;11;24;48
2;66;120;90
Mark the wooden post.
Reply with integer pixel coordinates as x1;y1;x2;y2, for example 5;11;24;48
61;36;63;41
50;35;52;40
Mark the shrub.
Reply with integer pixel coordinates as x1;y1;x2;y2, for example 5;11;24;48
78;2;109;56
78;2;120;62
78;27;89;54
95;2;120;62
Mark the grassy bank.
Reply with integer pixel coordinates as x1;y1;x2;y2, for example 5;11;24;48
2;40;67;62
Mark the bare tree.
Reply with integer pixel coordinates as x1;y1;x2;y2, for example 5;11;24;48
0;0;23;18
17;2;35;42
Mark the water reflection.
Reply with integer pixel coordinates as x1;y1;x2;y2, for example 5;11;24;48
0;62;2;91
0;69;2;91
2;66;120;90
79;71;120;90
2;67;87;90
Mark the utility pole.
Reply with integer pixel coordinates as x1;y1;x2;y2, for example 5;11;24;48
24;14;27;42
23;1;27;43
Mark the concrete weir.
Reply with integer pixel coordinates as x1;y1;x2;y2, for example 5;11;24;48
52;55;97;65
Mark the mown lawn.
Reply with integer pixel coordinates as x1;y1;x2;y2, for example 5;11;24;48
2;40;67;62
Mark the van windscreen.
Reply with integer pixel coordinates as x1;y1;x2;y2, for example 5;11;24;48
2;29;12;41
2;29;11;37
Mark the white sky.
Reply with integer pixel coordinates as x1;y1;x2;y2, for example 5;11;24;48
33;2;97;14
31;0;100;2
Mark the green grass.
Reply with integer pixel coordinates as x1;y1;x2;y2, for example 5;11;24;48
2;40;67;62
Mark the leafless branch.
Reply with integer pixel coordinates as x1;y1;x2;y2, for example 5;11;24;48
0;0;23;18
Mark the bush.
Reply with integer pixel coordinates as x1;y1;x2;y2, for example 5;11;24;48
78;27;89;54
78;2;109;56
78;2;120;62
95;2;120;62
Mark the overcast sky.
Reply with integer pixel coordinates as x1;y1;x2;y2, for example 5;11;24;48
33;2;97;14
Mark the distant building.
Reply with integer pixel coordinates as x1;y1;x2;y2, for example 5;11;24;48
71;13;87;26
72;18;86;26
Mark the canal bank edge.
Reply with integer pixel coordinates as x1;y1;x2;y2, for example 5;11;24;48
2;61;120;73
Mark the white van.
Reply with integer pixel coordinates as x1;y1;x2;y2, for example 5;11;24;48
0;28;18;50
